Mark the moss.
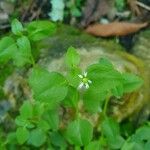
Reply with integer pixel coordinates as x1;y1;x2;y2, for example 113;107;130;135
139;29;150;39
40;23;125;59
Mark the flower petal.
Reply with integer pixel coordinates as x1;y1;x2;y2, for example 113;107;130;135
78;74;83;79
78;82;84;89
88;80;92;84
83;72;87;77
85;83;89;89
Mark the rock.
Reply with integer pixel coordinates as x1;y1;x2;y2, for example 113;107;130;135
38;24;150;122
2;24;150;122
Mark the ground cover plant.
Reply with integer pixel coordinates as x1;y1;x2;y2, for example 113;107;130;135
0;19;149;149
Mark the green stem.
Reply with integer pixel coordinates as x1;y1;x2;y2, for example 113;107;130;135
31;55;35;67
103;92;111;117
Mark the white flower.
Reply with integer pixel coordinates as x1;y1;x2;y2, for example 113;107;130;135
78;72;92;89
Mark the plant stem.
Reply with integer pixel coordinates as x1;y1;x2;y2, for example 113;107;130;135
103;92;111;117
31;55;35;67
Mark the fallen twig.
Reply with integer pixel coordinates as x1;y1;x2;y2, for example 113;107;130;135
136;1;150;11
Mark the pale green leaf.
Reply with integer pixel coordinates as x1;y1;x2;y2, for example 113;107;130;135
66;118;93;146
101;117;124;149
0;36;17;63
50;131;67;148
63;86;79;108
122;73;143;93
11;19;23;35
28;128;46;147
65;46;80;68
38;120;50;132
26;21;56;41
84;141;102;150
28;67;68;108
20;101;33;119
13;36;32;67
83;86;105;113
43;109;59;131
16;127;29;144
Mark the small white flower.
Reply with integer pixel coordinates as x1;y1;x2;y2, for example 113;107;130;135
78;72;92;89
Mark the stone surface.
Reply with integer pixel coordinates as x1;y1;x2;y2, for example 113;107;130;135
38;24;150;122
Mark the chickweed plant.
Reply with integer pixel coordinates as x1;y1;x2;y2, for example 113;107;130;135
0;19;149;149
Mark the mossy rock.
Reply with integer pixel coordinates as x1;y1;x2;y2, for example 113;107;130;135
37;24;149;122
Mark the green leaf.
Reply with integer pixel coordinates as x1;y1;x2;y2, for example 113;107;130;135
11;19;23;35
50;131;67;148
145;141;150;150
15;116;34;128
111;83;124;98
13;36;32;67
66;118;93;146
83;86;105;113
121;142;143;150
121;125;150;150
101;117;124;149
43;109;59;131
16;127;29;144
122;73;143;93
32;101;45;117
71;7;81;17
99;58;114;69
20;101;33;119
28;128;46;147
29;67;68;108
84;141;102;150
115;0;126;11
65;46;80;68
131;126;150;142
87;62;123;93
7;132;17;144
66;67;81;87
38;120;50;132
0;36;17;63
63;86;79;108
26;21;56;41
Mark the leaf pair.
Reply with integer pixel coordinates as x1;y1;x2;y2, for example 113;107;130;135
83;58;143;113
29;67;68;109
65;118;93;146
122;125;150;150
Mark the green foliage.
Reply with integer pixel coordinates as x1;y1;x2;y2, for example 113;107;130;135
0;19;145;149
83;57;142;113
0;37;17;63
84;140;102;150
63;85;79;108
65;46;80;68
11;19;24;36
66;0;82;17
115;0;126;11
26;20;56;41
122;125;150;150
28;67;68;108
16;127;29;144
28;128;46;147
0;19;56;67
101;117;125;149
66;118;93;146
49;0;83;22
19;101;33;119
14;36;32;67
